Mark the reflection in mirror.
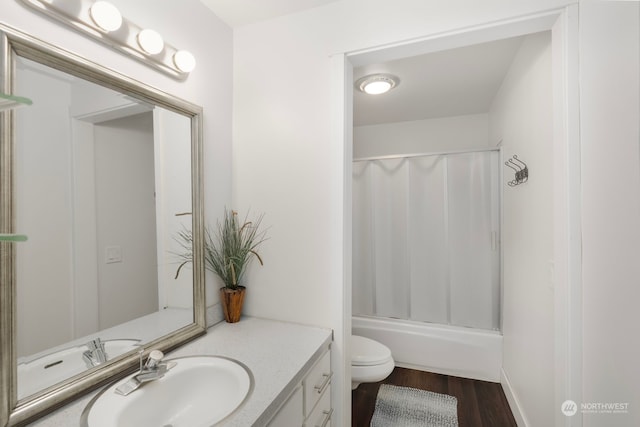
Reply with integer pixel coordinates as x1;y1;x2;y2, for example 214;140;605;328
13;57;195;400
1;27;205;426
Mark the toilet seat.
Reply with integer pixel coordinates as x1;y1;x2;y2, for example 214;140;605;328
351;335;393;366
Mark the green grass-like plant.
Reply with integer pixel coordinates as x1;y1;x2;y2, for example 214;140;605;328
175;209;267;290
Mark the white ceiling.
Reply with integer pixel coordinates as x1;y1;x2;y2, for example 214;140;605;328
197;1;525;127
354;36;525;126
199;0;340;28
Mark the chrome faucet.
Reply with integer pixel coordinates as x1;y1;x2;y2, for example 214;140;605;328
115;350;175;396
82;338;108;368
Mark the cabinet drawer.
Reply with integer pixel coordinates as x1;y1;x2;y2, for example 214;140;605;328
304;385;332;427
303;350;331;416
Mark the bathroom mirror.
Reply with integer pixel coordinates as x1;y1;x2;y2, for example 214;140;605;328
0;25;205;426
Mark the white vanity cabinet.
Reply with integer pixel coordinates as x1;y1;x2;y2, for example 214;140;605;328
267;386;304;426
267;346;332;427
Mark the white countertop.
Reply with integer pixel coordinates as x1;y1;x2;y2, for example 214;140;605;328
30;317;333;426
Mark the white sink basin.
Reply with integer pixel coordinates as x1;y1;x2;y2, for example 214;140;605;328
18;339;140;399
82;356;252;427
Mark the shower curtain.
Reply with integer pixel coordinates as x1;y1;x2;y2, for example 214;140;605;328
352;150;500;330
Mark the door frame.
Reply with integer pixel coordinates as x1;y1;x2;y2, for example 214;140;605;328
333;5;581;426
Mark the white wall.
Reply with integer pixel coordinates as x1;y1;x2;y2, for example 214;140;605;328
353;114;490;158
3;0;233;314
232;1;574;424
70;80;156;338
94;113;159;330
15;65;73;357
153;108;194;310
70;80;148;120
580;2;640;427
489;32;554;427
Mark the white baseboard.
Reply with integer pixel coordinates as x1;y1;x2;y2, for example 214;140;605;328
501;368;529;427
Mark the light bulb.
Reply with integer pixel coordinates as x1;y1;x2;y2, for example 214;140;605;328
137;29;164;55
364;81;392;95
90;1;122;32
173;50;196;73
356;74;400;95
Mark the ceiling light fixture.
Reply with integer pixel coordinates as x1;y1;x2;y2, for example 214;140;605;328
356;73;400;95
19;0;196;78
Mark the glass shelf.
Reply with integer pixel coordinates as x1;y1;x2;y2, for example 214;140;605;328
0;234;28;242
0;94;30;243
0;92;33;111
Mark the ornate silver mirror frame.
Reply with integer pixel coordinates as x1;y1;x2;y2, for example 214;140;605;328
0;25;206;426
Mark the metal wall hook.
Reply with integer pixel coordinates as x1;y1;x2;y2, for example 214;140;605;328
505;155;529;186
507;159;523;170
511;155;527;169
505;161;520;172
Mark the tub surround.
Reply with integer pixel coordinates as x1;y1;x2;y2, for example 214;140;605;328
29;317;332;426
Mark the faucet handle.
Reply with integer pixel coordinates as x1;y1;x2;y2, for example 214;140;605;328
143;350;164;370
86;338;107;364
87;338;101;351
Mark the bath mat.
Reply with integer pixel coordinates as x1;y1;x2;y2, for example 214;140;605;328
370;384;459;427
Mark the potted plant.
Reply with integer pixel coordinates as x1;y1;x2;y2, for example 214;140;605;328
176;208;267;323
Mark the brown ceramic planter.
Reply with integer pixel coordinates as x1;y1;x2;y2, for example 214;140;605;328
219;286;246;323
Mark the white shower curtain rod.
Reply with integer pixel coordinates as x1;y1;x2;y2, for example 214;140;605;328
353;146;500;162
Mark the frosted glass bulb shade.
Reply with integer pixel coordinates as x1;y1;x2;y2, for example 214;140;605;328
173;50;196;73
356;74;400;95
90;1;122;32
137;29;164;55
364;81;392;94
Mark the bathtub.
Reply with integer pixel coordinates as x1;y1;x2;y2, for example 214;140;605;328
352;316;502;382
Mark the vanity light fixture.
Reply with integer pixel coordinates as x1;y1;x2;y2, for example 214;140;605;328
19;0;196;78
356;73;400;95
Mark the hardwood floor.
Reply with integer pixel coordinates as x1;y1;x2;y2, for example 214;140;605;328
352;367;517;427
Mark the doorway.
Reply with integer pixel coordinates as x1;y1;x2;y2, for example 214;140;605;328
336;7;581;426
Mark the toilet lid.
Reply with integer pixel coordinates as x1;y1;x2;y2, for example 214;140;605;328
351;335;392;366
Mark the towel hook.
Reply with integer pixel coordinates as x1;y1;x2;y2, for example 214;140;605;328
512;155;527;168
505;161;520;172
505;154;529;186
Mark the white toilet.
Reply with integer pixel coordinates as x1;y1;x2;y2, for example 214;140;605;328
351;335;395;389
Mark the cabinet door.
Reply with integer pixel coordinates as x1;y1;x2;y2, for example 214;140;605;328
268;386;304;427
